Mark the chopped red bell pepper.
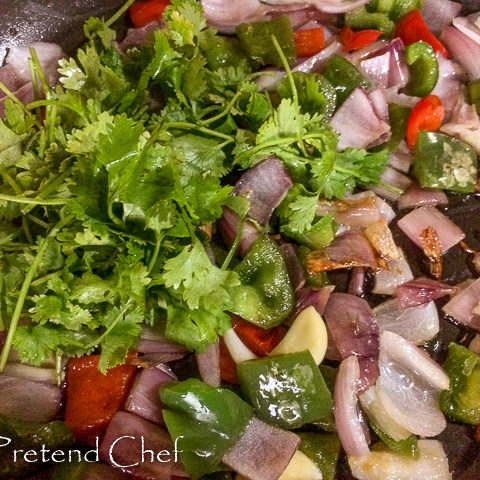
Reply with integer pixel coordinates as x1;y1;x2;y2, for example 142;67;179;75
129;0;171;28
341;27;383;52
219;337;239;384
406;94;445;150
476;425;480;442
294;28;325;57
64;354;137;445
396;10;449;58
232;317;285;357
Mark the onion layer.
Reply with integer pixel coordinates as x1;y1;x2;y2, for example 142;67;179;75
443;278;480;331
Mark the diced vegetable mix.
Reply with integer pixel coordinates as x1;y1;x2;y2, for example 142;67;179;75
0;0;479;479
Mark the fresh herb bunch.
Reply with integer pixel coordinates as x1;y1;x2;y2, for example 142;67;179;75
0;0;388;372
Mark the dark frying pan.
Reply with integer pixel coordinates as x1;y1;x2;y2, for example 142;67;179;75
1;2;480;479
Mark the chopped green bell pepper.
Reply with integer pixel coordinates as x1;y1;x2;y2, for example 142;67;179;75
323;55;371;108
386;104;411;152
277;72;337;120
404;41;439;97
0;415;74;478
236;15;296;68
413;131;478;193
199;29;251;72
345;7;395;36
298;432;341;480
368;418;419;458
468;80;480;114
389;0;421;21
229;236;294;329
297;246;330;288
440;343;480;425
237;351;332;429
160;379;254;479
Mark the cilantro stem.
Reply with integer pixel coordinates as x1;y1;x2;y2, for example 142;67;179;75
148;234;164;274
0;194;68;205
202;90;243;127
165;122;235;142
221;217;247;271
27;99;84;117
84;301;133;350
377;181;404;194
271;35;298;107
28;58;42;122
0;82;31;115
105;0;137;27
0;215;73;371
29;48;51;95
333;165;404;194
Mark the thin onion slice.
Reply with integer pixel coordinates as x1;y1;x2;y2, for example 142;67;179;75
443;277;480;331
334;356;370;456
396;278;456;308
223;328;257;364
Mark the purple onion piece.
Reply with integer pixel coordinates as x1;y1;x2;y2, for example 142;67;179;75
294;285;335;317
124;365;177;424
396;278;457;309
0;375;62;423
422;0;462;34
308;229;378;272
324;293;379;392
219;157;292;255
118;20;163;52
348;267;366;296
280;244;306;292
100;411;174;480
443;278;480;331
398;182;449;210
138;338;187;355
330;88;390;150
222;416;300;480
83;463;130;480
195;340;221;387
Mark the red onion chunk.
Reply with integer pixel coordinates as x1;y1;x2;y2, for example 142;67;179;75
218;209;260;257
452;15;480;46
219;157;292;254
348;267;366;296
397;206;465;253
118;21;163;52
372;166;411;202
280;244;306;292
196;340;221;387
124;365;176;424
334;356;370;457
370;38;410;88
83;463;130;480
0;374;61;423
308;230;378;272
139;339;187;356
431;56;464;116
396;278;456;308
0;82;35;118
222;416;300;480
100;411;174;480
421;0;462;34
261;0;370;14
397;182;448;210
294;285;335;317
372;248;413;296
443;278;480;331
361;53;391;87
330;88;390;150
441;26;480;81
368;88;389;122
388;151;411;173
377;331;449;437
0;63;22;95
324;293;379;391
373;299;439;345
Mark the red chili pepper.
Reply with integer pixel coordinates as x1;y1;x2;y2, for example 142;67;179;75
406;94;445;150
294;28;325;57
64;354;137;445
340;27;383;52
129;0;171;28
396;10;449;58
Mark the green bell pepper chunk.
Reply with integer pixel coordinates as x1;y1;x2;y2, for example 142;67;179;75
199;29;251;72
345;7;395;36
368;0;396;13
236;15;296;68
229;236;294;329
277;72;337;120
298;432;341;480
313;365;337;432
297;246;330;288
404;42;439;97
390;0;421;21
468;80;480;114
160;379;254;479
440;343;480;425
323;55;371;108
386;104;411;152
0;415;74;478
368;418;419;458
413;131;478;193
237;351;333;429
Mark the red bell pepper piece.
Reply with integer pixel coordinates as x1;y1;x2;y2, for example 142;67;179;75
129;0;171;28
396;10;449;57
341;27;383;52
64;354;137;445
219;319;286;384
406;94;445;150
294;28;325;57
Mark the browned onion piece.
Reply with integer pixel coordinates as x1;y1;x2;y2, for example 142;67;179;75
222;416;300;480
308;230;378;273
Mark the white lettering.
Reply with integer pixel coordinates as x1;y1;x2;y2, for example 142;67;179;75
23;450;38;463
84;437;99;463
0;437;11;448
109;436;139;468
174;436;183;463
